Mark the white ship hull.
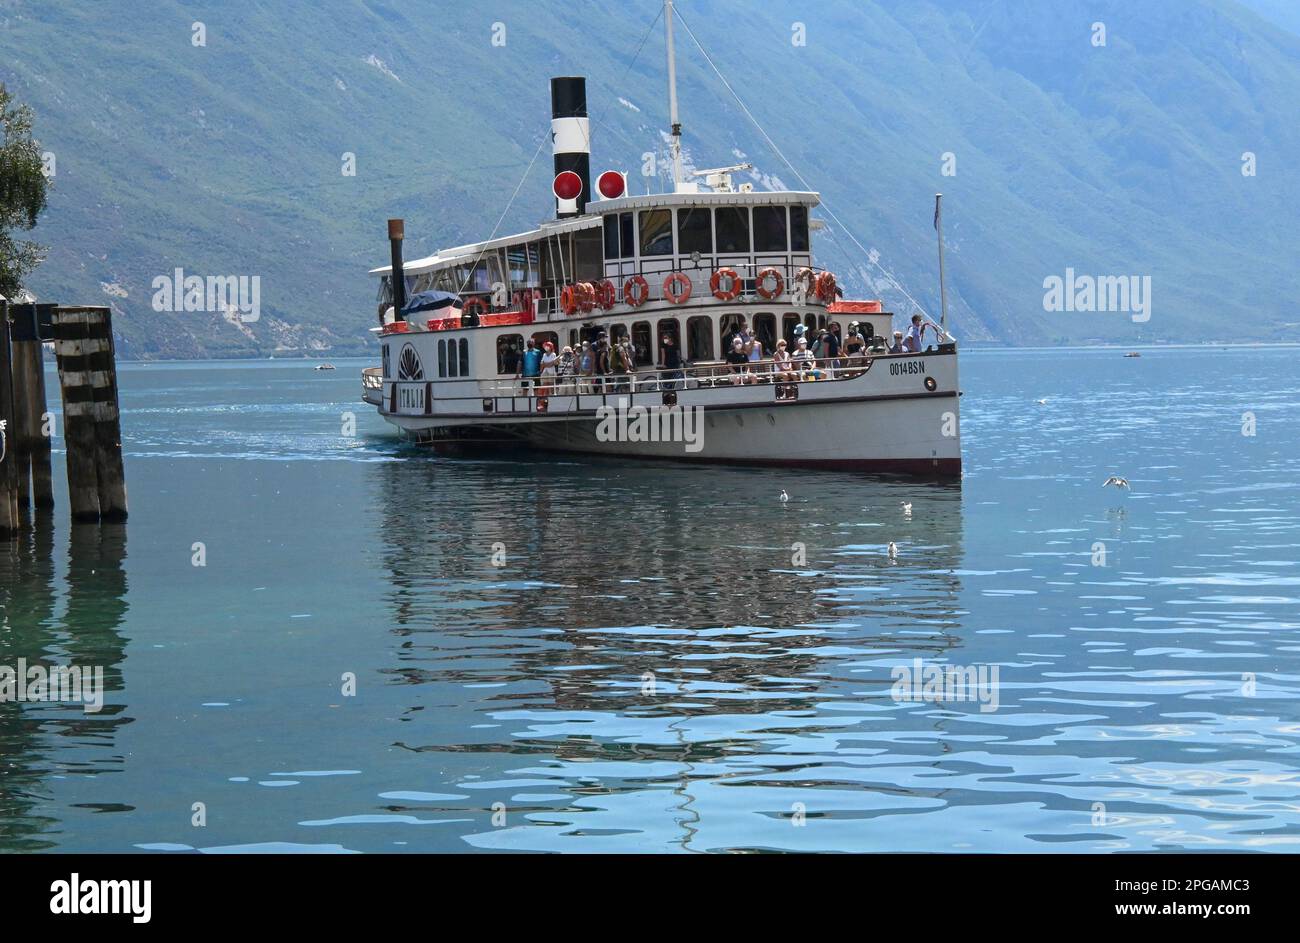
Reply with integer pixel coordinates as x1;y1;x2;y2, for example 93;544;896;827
368;339;962;475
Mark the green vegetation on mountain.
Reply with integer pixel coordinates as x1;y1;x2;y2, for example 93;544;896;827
0;0;1296;357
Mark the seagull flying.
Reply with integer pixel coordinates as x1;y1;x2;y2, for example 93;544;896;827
1102;476;1130;490
1035;398;1048;405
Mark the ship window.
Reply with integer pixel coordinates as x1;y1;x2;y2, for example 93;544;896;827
497;335;522;375
448;338;460;377
677;206;713;255
609;324;628;347
639;209;674;257
657;318;680;364
632;321;652;366
604;215;620;259
459;338;469;376
382;343;391;377
790;206;809;252
720;312;747;352
687;315;714;361
782;313;802;347
753;313;777;355
378;276;393;304
532;331;558;354
619;212;634;258
805;313;817;333
507;244;537;288
438;339;448;378
715;206;750;253
753;207;787;252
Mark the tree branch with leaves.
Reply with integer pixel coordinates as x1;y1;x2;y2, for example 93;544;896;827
0;84;50;300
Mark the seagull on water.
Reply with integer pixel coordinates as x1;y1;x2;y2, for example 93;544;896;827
779;489;789;503
1035;398;1048;405
902;501;912;513
887;541;898;559
1102;476;1130;490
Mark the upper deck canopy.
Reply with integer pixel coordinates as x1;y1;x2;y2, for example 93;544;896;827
369;190;822;279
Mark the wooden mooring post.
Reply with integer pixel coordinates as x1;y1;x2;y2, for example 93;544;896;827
9;302;56;512
52;306;128;523
0;300;19;537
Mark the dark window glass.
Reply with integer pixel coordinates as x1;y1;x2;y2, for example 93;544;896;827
753;313;777;354
438;340;448;378
715;207;750;253
459;338;469;376
753;206;788;252
790;206;810;252
639;209;674;257
688;316;714;361
677;207;713;255
497;335;522;374
632;321;652;366
603;215;619;259
619;212;634;258
782;313;802;347
448;338;458;378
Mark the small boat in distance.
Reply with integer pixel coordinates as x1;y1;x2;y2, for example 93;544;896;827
361;0;963;476
315;363;336;371
1124;351;1142;358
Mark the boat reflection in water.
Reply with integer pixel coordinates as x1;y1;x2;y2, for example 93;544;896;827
372;451;967;852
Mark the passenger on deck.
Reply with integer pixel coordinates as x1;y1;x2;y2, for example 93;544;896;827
557;345;575;393
578;341;595;393
659;333;684;391
747;330;765;378
594;332;610;392
792;336;821;379
517;338;542;393
819;325;840;378
888;330;904;354
843;322;866;364
772;339;795;381
903;313;928;352
609;339;633;393
726;336;753;385
539;341;558;395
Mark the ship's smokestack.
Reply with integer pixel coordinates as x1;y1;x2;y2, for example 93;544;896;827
550;76;590;218
388;218;406;321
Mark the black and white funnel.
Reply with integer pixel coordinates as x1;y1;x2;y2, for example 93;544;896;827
550;76;590;218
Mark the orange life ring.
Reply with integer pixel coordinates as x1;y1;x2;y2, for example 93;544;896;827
462;296;488;321
815;271;838;302
624;275;649;307
596;279;617;310
663;272;692;304
560;285;578;316
710;267;741;301
756;267;784;300
576;281;596;313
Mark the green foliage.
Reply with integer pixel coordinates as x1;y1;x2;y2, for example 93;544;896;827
0;84;49;300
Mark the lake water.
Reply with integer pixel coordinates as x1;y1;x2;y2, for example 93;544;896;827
2;347;1298;853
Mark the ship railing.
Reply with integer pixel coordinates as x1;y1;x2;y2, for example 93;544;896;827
528;261;840;322
361;366;383;390
479;354;877;398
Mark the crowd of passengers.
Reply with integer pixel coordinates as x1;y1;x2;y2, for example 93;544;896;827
511;313;941;395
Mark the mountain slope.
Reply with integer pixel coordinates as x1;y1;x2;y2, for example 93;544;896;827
1;0;1297;357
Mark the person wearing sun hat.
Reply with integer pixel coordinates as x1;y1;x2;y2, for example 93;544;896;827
539;339;558;396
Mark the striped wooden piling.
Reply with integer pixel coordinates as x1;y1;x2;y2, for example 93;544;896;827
53;306;127;523
9;302;54;511
0;303;20;537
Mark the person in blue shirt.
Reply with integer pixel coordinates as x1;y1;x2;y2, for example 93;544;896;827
517;337;543;393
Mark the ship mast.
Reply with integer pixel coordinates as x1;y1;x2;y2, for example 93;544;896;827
664;0;684;192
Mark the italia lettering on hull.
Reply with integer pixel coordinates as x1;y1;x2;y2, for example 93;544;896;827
889;360;926;376
399;385;426;411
